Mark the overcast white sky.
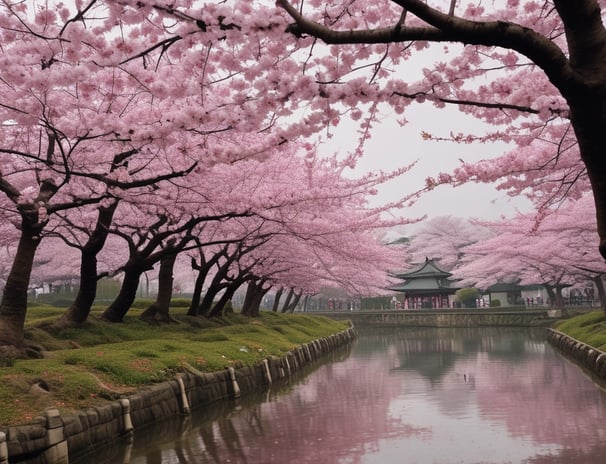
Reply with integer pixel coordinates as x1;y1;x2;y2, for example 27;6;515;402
309;40;534;227
319;101;532;225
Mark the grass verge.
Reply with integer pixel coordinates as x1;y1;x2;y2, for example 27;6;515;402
0;305;350;426
553;310;606;351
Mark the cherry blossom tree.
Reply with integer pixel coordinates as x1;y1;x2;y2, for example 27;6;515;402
184;147;413;317
403;216;493;271
270;0;606;261
0;2;208;353
6;0;578;358
98;187;257;322
98;0;606;261
0;0;341;354
454;194;606;310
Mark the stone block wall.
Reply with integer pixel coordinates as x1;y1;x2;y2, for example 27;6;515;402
327;309;553;327
547;329;606;381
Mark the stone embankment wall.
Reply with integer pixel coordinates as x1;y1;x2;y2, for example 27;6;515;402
0;326;357;464
547;329;606;382
323;309;556;327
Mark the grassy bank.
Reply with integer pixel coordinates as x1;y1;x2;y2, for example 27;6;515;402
553;310;606;350
0;305;350;426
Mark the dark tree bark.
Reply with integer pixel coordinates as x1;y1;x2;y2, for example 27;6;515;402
0;220;42;355
54;202;119;327
253;286;271;316
0;179;55;356
241;280;270;317
187;247;227;316
101;258;148;322
206;277;246;318
286;290;302;313
188;258;206;316
543;283;569;308
592;275;606;313
194;249;241;316
101;238;194;323
544;285;557;307
101;214;207;322
280;288;295;313
207;292;232;318
272;287;283;313
196;282;227;316
240;281;257;317
140;249;178;324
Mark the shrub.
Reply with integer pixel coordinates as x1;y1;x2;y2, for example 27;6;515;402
455;287;480;308
490;299;501;307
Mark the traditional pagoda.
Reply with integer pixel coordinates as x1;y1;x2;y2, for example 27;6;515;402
390;258;459;309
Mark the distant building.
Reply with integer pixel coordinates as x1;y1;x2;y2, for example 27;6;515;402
389;258;460;309
486;282;523;306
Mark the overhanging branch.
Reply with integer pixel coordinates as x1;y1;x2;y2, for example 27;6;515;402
277;0;577;92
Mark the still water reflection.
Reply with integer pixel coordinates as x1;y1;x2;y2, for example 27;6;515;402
78;327;606;464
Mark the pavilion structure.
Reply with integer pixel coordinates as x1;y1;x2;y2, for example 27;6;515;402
389;258;459;309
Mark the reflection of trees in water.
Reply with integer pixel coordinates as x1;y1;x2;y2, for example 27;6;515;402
384;327;550;384
379;325;606;461
213;357;431;464
78;328;606;464
74;346;356;464
467;351;606;456
526;445;606;464
113;340;430;464
392;328;606;462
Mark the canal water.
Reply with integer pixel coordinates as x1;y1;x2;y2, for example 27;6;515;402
77;327;606;463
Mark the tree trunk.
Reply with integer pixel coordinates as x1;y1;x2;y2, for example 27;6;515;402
544;284;557;307
55;202;118;327
567;102;606;261
207;288;236;318
101;261;145;322
187;249;224;316
250;285;271;317
140;252;178;324
272;287;283;312
593;275;606;315
195;261;232;316
240;281;257;317
302;295;310;312
0;225;42;355
187;261;206;316
207;277;247;318
552;0;606;260
197;282;227;316
56;249;99;326
286;291;302;313
241;280;270;317
555;286;566;307
280;288;295;313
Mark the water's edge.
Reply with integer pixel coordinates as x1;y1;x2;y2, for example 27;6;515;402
0;326;357;464
547;328;606;385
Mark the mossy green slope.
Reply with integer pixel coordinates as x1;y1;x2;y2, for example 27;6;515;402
553;310;606;351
